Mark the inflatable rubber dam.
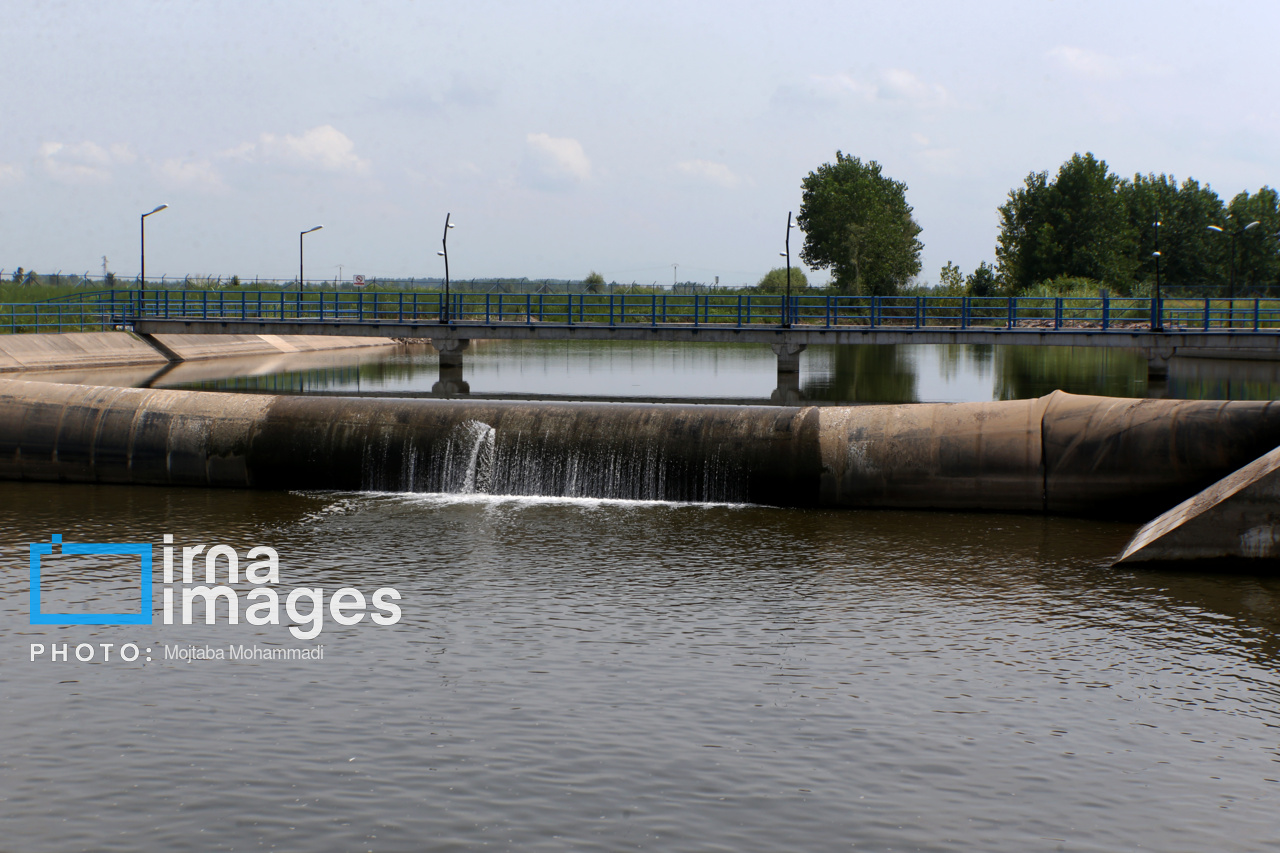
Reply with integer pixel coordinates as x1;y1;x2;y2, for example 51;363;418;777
3;378;1280;520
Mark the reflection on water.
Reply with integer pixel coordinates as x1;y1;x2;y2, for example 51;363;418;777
12;339;1280;404
3;482;1280;851
95;340;1280;404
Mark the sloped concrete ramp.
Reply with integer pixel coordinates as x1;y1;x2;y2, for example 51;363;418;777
1116;444;1280;566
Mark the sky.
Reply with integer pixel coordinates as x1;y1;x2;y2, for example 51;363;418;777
3;0;1279;287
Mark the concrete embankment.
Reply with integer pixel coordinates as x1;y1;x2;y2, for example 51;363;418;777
1;378;1278;519
0;331;395;372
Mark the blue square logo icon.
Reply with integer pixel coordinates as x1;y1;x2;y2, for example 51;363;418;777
29;535;153;626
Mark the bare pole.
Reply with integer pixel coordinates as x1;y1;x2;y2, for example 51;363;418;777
438;213;455;322
140;204;168;295
299;225;323;293
779;211;794;327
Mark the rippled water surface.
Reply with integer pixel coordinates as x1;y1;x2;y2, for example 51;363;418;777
3;482;1279;851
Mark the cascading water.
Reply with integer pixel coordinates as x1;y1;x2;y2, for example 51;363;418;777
432;420;497;494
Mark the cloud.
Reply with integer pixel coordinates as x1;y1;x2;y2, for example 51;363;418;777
675;159;742;189
157;157;225;192
0;162;23;185
223;125;371;174
775;69;949;110
1047;46;1171;81
521;132;591;190
37;141;135;184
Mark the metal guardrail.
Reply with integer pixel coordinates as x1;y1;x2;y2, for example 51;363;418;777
7;290;1280;334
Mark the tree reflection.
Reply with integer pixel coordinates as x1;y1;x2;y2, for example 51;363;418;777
802;344;919;403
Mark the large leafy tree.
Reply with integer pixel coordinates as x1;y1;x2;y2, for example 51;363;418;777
1224;188;1280;292
797;152;922;295
1123;174;1226;292
996;153;1137;293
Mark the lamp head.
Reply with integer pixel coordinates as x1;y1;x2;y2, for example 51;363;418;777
143;204;169;217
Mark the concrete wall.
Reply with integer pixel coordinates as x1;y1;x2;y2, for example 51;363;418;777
0;331;396;373
1;378;1278;518
0;333;167;371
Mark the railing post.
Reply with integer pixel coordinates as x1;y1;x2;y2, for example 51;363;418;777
1102;294;1109;330
203;290;209;320
1204;298;1210;331
1054;297;1061;330
871;296;877;329
737;295;742;327
1255;298;1260;332
694;294;699;327
1007;296;1014;329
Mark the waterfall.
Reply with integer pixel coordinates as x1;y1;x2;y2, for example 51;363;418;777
436;419;496;494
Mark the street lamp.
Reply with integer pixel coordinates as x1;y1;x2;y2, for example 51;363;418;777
1207;219;1261;301
1151;220;1162;331
299;225;323;292
140;204;168;294
779;211;796;327
436;213;455;322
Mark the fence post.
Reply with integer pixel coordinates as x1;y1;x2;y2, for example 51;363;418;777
1102;294;1109;330
1255;298;1260;332
1007;296;1014;329
1055;298;1061;330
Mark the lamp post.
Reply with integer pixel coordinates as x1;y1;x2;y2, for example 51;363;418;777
140;204;168;294
1207;219;1261;300
778;211;796;327
436;213;455;322
1152;220;1162;331
299;225;323;292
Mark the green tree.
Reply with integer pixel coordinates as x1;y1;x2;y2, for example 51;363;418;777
1122;173;1225;292
756;266;809;293
583;270;605;293
938;261;963;293
1224;188;1280;293
797;152;923;295
966;262;998;297
996;152;1137;293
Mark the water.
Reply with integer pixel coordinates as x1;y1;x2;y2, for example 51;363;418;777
3;484;1279;851
111;339;1280;404
4;341;1280;850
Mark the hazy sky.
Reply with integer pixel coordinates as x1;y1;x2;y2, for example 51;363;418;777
3;0;1278;286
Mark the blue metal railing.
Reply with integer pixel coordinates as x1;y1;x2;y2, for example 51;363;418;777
6;290;1280;334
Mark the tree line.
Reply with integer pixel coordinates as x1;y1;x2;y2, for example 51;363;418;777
791;150;1280;297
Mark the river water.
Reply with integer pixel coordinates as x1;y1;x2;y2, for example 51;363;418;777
3;341;1280;851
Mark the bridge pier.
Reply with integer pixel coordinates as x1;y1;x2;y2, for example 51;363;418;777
1144;343;1175;381
771;342;806;375
431;338;470;395
770;342;807;405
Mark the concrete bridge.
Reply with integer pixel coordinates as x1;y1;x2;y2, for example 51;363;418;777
71;288;1280;396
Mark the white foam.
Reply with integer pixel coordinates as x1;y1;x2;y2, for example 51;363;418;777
296;489;750;511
